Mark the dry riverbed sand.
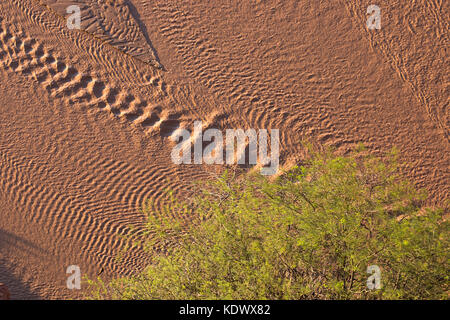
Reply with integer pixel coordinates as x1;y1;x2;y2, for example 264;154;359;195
0;0;448;299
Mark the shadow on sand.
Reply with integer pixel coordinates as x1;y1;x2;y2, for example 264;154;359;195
126;0;166;71
0;228;45;299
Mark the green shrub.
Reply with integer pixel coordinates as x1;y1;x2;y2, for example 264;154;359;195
87;147;449;299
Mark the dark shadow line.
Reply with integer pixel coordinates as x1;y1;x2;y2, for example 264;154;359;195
0;262;42;300
0;229;46;299
126;0;166;71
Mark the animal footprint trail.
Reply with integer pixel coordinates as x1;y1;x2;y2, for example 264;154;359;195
0;18;182;137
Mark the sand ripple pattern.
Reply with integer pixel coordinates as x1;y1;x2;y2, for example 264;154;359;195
0;140;200;275
153;2;357;157
343;0;449;143
37;0;161;68
0;7;199;277
0;17;182;137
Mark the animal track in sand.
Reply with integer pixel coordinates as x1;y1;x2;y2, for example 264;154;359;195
0;18;181;138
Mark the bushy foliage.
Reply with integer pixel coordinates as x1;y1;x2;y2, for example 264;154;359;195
87;147;449;299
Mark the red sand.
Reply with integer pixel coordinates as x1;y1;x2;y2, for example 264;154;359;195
0;0;448;299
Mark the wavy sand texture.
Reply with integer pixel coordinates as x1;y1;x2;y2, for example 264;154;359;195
147;0;448;198
42;0;162;68
0;0;448;299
